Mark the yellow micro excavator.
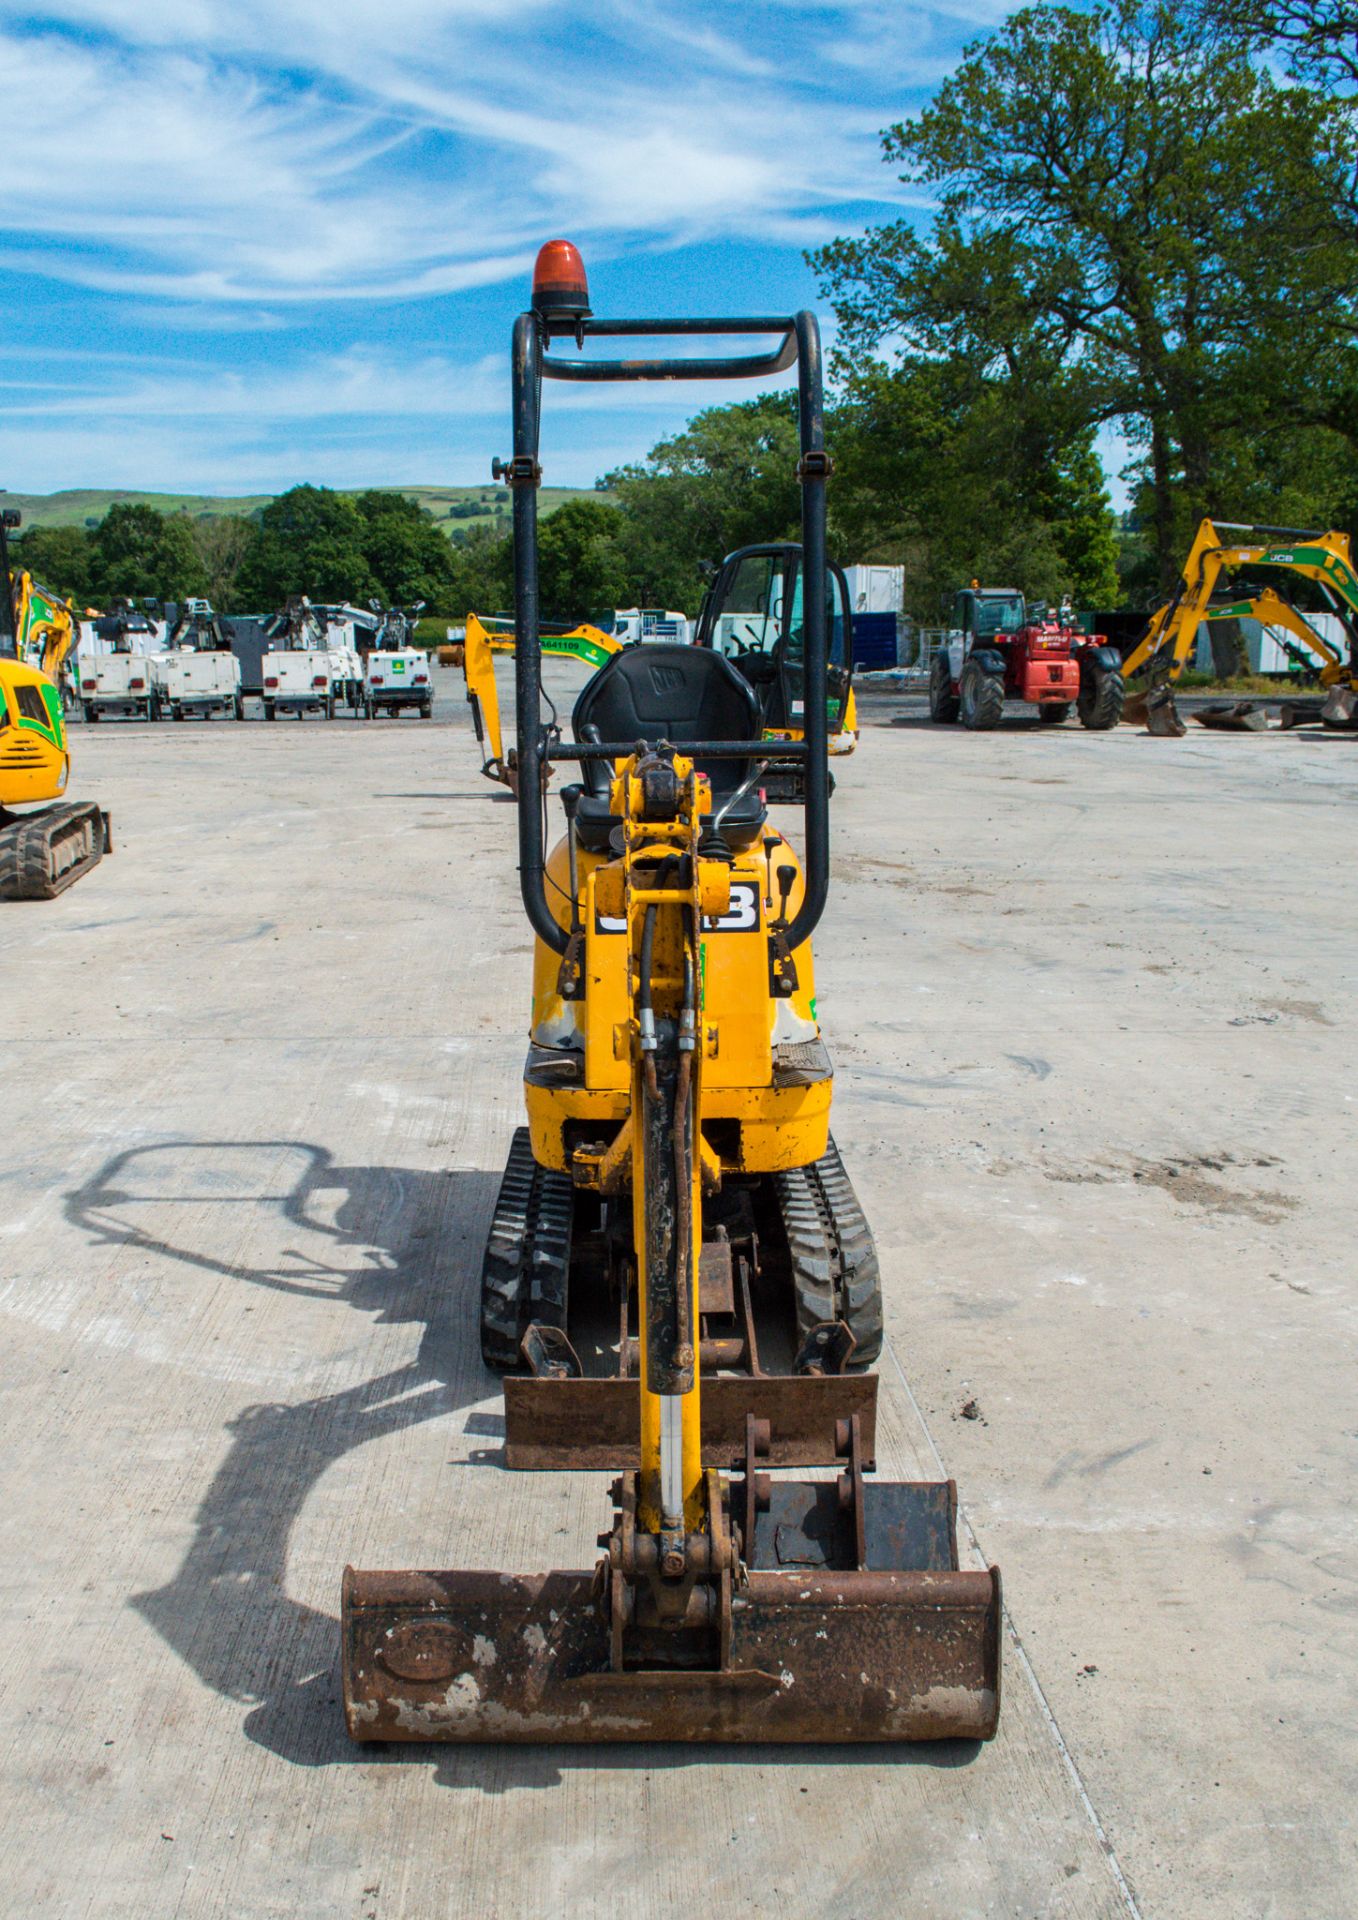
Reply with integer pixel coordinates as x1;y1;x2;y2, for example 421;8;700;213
0;507;110;898
1121;518;1358;735
341;242;1000;1745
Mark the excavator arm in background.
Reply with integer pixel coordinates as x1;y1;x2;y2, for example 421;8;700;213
462;610;620;786
12;568;80;682
1121;520;1358;734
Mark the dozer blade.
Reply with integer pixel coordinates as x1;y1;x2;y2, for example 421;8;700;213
503;1370;878;1469
342;1557;1000;1744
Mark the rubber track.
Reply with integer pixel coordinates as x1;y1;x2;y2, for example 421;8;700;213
0;802;107;900
772;1136;883;1369
479;1126;573;1371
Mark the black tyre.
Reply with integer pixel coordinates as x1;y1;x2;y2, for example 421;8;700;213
171;705;183;722
234;694;246;721
264;701;276;722
1038;703;1070;725
420;699;432;718
84;703;99;724
960;660;1004;730
325;695;336;720
1079;664;1125;730
928;651;960;724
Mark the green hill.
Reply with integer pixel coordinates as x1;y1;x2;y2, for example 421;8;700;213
4;484;597;537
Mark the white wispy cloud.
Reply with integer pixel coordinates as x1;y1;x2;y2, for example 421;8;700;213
1;2;939;302
0;1;994;488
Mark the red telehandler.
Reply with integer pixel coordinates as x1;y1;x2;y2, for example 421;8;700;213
929;585;1125;730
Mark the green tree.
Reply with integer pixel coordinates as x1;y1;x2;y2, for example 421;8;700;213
604;393;803;610
811;1;1358;591
830;355;1118;616
351;490;456;606
236;485;373;604
1227;0;1358;93
534;498;628;621
91;504;207;602
190;514;256;612
443;522;513;619
11;524;98;603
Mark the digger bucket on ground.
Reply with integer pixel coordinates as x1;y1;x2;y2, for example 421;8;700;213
1138;683;1187;736
1193;702;1272;732
1321;685;1358;729
342;1420;1001;1744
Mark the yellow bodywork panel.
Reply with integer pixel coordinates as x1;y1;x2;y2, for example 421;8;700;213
527;821;829;1178
0;658;70;808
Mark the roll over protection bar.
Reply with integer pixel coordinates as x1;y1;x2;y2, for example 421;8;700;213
510;310;830;957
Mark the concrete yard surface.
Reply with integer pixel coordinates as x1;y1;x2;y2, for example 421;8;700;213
0;670;1353;1918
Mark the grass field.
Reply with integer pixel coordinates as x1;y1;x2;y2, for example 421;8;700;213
6;483;596;537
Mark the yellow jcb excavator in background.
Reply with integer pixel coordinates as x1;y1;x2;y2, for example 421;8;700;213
1121;518;1358;735
0;506;110;898
462;610;622;787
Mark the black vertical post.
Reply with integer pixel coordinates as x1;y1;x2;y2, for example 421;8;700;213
787;310;829;951
511;313;568;954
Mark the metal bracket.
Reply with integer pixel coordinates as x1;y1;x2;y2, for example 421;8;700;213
556;928;585;1000
492;454;543;489
768;928;799;997
794;449;835;482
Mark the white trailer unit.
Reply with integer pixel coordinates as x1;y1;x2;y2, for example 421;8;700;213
159;647;242;720
261;645;337;719
362;604;432;717
364;646;431;717
609;607;691;645
80;650;160;722
328;642;366;714
78;607;166;720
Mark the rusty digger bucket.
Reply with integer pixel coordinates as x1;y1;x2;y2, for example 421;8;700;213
341;253;1001;1747
343;1417;1001;1744
1122;678;1187;735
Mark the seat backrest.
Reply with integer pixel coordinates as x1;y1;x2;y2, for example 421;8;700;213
571;644;761;796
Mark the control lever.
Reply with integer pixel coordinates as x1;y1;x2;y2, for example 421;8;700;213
761;833;780;908
710;758;770;834
560;783;583;930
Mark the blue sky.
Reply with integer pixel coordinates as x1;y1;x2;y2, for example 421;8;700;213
1;1;1022;497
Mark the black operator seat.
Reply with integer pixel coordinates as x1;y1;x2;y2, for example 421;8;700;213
570;643;767;852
